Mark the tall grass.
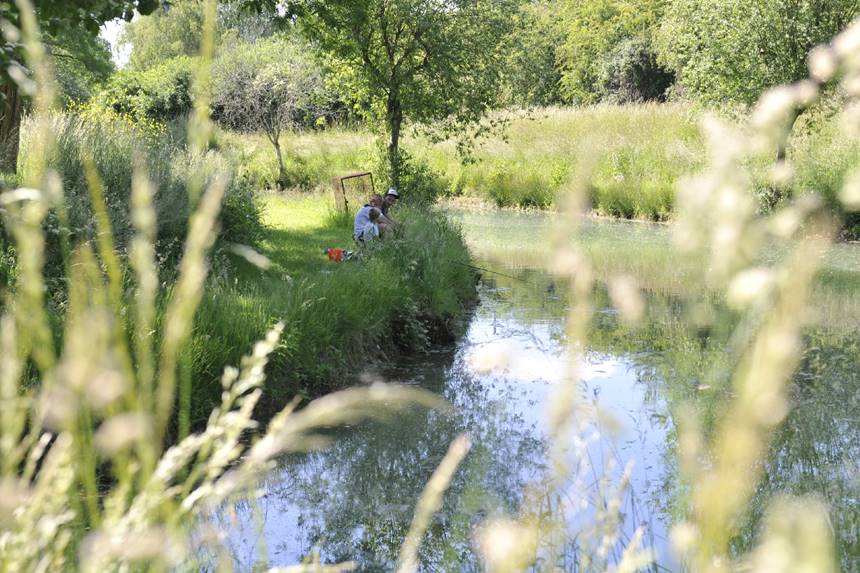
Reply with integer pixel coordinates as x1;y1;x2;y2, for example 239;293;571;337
430;104;704;217
17;108;262;262
4;0;860;570
219;128;374;192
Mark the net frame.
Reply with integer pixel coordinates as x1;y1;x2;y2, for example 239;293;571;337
333;171;376;214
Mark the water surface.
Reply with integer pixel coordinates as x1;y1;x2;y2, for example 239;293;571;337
223;209;860;571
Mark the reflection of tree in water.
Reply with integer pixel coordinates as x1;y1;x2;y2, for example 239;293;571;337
259;351;547;570
737;330;860;570
592;289;860;570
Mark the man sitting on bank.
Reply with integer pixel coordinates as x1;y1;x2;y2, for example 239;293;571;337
379;188;399;234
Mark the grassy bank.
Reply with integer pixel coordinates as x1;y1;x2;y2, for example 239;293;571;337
186;194;477;424
5;108;476;429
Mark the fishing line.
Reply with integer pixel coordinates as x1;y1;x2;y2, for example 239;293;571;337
448;259;531;283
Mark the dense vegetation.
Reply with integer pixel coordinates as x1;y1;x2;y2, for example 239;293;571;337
2;0;860;570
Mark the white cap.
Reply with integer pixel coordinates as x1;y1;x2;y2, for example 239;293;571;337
386;187;400;198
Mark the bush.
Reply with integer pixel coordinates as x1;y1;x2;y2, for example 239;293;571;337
369;144;448;206
93;56;195;123
598;36;673;104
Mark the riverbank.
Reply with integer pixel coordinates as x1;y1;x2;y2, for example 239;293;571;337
186;194;478;424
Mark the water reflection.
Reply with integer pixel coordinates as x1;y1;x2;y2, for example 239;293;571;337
224;273;677;570
223;211;860;571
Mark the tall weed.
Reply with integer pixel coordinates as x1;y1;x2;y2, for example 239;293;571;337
17;108;262;270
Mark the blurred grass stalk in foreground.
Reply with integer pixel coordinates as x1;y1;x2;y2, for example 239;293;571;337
470;17;860;573
0;1;449;571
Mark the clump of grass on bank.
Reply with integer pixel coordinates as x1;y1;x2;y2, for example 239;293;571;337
187;194;477;423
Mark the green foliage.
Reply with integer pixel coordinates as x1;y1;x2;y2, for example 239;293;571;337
498;1;564;108
1;1;164;172
16;109;261;270
292;0;516;186
211;34;328;186
368;144;447;206
556;0;665;104
121;0;206;70
219;129;373;192
598;36;674;104
93;55;195;122
433;105;703;214
656;0;860;105
50;27;115;105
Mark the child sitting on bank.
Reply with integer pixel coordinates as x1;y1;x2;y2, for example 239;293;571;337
359;207;381;242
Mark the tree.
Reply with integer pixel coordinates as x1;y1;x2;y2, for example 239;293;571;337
656;0;860;106
597;36;673;103
120;0;282;72
261;0;515;188
52;27;116;105
498;1;564;108
555;0;665;104
121;0;206;71
0;0;163;172
211;34;326;189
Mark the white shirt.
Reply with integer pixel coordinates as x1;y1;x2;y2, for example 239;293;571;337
353;205;372;239
361;221;380;241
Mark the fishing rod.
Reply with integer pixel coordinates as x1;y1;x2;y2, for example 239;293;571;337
448;259;531;283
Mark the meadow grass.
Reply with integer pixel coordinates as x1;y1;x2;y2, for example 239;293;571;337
240;101;860;235
219;129;375;192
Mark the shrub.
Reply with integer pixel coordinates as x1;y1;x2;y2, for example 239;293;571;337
369;144;448;206
598;36;673;104
93;56;195;123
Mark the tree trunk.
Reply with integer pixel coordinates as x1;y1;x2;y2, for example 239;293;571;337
271;135;286;191
0;83;23;174
777;110;800;162
386;95;403;190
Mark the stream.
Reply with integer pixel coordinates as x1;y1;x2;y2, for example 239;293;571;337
221;209;860;571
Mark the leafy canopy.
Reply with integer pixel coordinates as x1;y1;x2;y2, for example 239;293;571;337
656;0;860;105
1;0;162;84
291;0;515;161
555;0;665;104
120;0;205;71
